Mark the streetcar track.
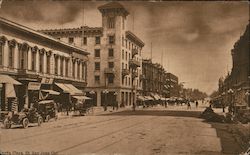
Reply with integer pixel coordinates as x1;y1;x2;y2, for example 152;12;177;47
1;116;136;144
56;116;157;154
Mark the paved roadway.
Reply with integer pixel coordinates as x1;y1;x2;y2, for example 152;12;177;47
0;105;241;155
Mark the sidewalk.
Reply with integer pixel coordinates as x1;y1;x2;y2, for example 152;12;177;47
57;106;132;120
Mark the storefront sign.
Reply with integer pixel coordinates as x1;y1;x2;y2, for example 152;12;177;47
28;82;41;90
41;78;53;84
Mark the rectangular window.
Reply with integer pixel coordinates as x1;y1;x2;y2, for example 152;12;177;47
65;59;69;77
82;62;85;79
8;46;14;68
109;35;115;44
55;57;58;75
77;62;80;78
47;55;50;74
129;42;131;50
95;49;100;58
39;54;44;73
0;44;3;66
108;17;115;29
72;61;75;78
122;17;125;30
122;50;124;59
68;37;74;44
20;50;25;69
125;51;127;60
108;48;114;57
129;53;130;59
122;63;124;69
122;36;124;47
108;62;114;68
95;36;100;44
108;76;114;84
95;62;100;70
125;40;127;48
60;58;63;75
31;52;36;71
95;75;100;83
83;37;87;45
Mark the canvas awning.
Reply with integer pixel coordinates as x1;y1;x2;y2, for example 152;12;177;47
72;96;92;100
144;96;154;101
150;93;161;100
41;89;60;95
55;83;83;95
0;75;21;85
6;83;16;98
137;95;145;101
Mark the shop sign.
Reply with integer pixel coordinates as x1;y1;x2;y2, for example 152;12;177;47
28;82;41;90
41;78;53;84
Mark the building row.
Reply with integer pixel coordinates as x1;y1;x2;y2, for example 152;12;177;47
0;2;181;112
216;23;250;111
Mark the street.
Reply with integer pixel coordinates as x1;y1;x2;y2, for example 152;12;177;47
0;105;243;155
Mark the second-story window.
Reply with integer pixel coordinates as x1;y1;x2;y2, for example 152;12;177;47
68;37;74;44
122;36;124;47
47;55;50;74
39;53;44;73
95;75;100;83
95;36;100;44
125;51;127;60
31;51;36;71
109;35;115;44
55;56;58;75
83;37;87;45
65;59;69;77
122;50;124;59
77;62;80;78
95;62;100;70
108;62;114;68
72;61;75;78
95;49;100;58
108;48;114;57
60;57;63;76
8;46;14;68
0;44;3;66
108;76;114;84
108;17;115;29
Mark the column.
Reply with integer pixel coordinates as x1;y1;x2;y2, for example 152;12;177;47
36;50;39;72
27;47;32;70
97;91;101;107
58;56;61;76
43;52;47;74
62;57;66;77
84;62;87;81
74;60;78;78
79;61;82;80
3;43;8;68
14;45;19;70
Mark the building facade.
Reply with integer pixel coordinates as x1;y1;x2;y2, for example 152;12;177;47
218;23;250;109
0;17;89;112
142;59;166;100
40;2;144;107
165;72;179;98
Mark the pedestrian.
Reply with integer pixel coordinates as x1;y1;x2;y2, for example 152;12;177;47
187;101;191;109
195;101;198;108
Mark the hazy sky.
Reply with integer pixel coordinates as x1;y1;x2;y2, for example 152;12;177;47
0;1;249;94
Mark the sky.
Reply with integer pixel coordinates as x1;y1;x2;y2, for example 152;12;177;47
0;0;249;95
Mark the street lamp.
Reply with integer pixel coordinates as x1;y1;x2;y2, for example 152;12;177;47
89;90;95;106
103;89;109;111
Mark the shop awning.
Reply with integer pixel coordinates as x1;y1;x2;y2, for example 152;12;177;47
72;96;92;100
41;89;60;95
144;96;154;101
6;83;16;98
0;75;21;85
137;95;145;101
150;93;161;100
55;83;83;95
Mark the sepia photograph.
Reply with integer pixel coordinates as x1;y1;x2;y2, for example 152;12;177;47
0;0;249;155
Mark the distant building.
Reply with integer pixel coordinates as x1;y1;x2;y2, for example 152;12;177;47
165;72;179;98
142;59;166;100
0;17;89;112
219;23;250;109
39;2;144;107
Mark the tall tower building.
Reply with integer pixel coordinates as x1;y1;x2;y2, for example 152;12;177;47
39;2;144;107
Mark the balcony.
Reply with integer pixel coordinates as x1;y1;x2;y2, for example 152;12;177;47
129;59;140;68
104;68;115;75
122;69;130;77
132;71;138;79
132;48;138;57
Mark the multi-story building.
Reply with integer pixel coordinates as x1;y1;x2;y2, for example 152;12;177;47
219;23;250;109
0;17;89;112
165;72;179;98
142;59;166;100
40;2;144;107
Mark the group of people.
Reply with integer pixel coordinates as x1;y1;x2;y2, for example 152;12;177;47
187;101;199;109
